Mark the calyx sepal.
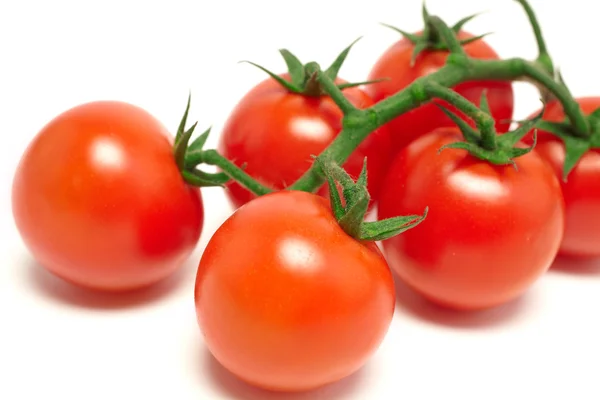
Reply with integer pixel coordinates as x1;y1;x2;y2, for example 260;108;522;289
173;95;230;187
436;92;544;169
382;3;491;65
314;155;427;241
529;107;600;181
240;38;386;96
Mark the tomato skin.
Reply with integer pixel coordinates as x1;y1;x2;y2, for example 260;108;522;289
218;73;392;209
195;190;394;391
523;97;600;258
377;128;564;310
366;31;514;153
12;101;204;291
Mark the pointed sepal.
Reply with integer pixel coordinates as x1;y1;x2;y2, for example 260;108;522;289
499;103;545;147
434;98;543;168
587;107;600;135
379;23;420;43
434;102;481;144
452;11;484;33
325;37;362;81
532;119;591;181
360;209;428;241
314;155;427;241
381;6;487;66
182;169;230;188
172;94;232;188
279;49;305;88
239;60;301;93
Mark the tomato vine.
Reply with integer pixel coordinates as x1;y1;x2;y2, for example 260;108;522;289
182;0;590;194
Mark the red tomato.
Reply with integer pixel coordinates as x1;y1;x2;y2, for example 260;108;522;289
218;73;392;209
195;190;394;391
377;127;564;310
523;97;600;258
366;31;514;153
12;101;204;291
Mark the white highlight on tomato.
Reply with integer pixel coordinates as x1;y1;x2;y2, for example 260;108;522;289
448;169;508;198
91;137;125;169
278;236;322;271
290;117;333;142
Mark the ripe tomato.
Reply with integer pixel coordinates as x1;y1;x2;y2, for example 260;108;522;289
218;73;392;209
523;97;600;258
366;31;514;153
12;101;204;291
377;127;564;310
195;190;395;391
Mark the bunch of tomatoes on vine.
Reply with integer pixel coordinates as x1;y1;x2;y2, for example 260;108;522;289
11;0;600;393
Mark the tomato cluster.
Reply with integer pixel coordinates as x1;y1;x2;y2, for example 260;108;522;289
10;1;600;394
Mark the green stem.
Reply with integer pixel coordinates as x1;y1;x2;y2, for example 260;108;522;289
370;66;467;125
306;62;358;115
514;0;554;76
187;150;273;196
289;56;589;193
515;61;588;136
424;82;496;149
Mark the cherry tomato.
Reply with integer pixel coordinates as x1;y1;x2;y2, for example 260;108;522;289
523;97;600;258
218;73;392;209
366;31;514;153
12;101;204;291
195;190;394;391
377;127;564;310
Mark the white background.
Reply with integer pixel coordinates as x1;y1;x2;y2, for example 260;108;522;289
1;0;599;399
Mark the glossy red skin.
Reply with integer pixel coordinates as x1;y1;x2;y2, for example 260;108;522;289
12;101;204;291
523;97;600;257
378;128;564;310
218;73;393;209
366;31;514;153
195;191;395;392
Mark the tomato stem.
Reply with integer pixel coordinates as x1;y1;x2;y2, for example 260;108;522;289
433;100;541;168
308;63;359;116
289;52;590;192
517;61;589;136
514;0;554;77
424;82;497;150
214;3;592;193
187;149;274;196
513;0;591;134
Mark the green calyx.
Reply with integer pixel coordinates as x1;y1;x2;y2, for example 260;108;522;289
529;108;600;181
437;92;542;169
172;95;231;188
240;38;384;97
174;95;275;195
314;155;427;241
381;3;491;65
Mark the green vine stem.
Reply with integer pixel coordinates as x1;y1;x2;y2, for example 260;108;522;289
180;0;590;198
171;95;274;195
423;82;496;149
185;149;273;196
288;6;589;193
514;0;554;76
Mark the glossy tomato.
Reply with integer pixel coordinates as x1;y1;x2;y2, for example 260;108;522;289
218;73;392;209
523;97;600;258
12;101;204;291
366;31;514;153
195;190;395;391
377;127;564;310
